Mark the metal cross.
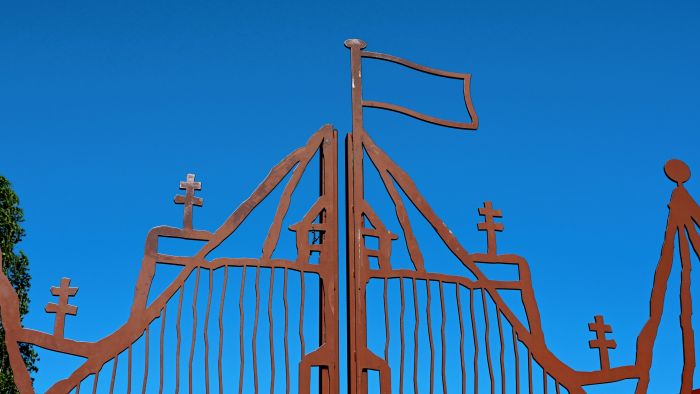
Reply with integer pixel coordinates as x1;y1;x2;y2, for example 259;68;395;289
44;278;78;338
588;315;617;370
174;173;203;230
477;201;503;255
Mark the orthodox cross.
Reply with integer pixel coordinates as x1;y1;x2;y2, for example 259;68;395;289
477;201;503;255
44;278;78;338
174;173;203;230
588;315;617;370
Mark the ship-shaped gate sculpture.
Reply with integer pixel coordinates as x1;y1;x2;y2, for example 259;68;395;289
0;39;697;393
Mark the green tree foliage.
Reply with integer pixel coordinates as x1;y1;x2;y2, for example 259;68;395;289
0;176;38;391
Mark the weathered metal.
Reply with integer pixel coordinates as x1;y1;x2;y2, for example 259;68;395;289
44;278;79;339
0;126;339;393
588;315;616;371
174;173;203;230
0;39;696;393
343;39;698;394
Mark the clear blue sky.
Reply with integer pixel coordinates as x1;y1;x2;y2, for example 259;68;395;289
1;1;699;393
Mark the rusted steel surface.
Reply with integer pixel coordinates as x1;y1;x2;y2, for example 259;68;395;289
0;126;339;393
588;315;616;371
344;39;698;394
174;173;203;231
0;39;697;393
359;49;478;130
44;278;79;339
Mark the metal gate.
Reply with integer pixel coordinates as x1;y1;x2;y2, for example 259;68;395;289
0;127;339;393
1;39;698;394
342;40;583;394
343;40;699;394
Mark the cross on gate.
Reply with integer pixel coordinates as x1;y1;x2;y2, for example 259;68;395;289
174;173;203;230
588;315;617;370
44;278;78;338
477;201;503;255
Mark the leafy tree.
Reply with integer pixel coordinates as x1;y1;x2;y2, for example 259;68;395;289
0;176;38;391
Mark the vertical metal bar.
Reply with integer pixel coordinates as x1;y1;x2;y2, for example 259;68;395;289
176;286;185;394
400;278;406;394
345;133;356;394
527;351;533;394
300;270;306;357
159;306;167;394
204;269;213;394
109;354;118;394
426;280;434;394
239;266;248;394
346;38;366;138
456;285;466;394
497;310;505;394
142;326;150;394
218;266;228;394
189;268;201;394
326;130;340;394
482;291;494;394
318;142;327;394
345;38;367;394
318;129;339;394
469;289;478;394
283;268;290;394
513;331;520;394
127;344;133;394
269;269;276;394
91;370;99;394
253;266;261;394
439;281;447;394
412;278;420;394
384;278;390;363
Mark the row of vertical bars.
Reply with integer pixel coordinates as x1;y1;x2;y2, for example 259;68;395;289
67;273;568;394
366;277;570;394
70;266;322;394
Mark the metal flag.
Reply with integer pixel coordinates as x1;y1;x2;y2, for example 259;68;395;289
345;38;479;130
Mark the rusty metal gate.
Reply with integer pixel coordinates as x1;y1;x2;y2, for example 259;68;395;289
341;40;581;394
0;39;698;394
342;39;698;394
0;127;339;393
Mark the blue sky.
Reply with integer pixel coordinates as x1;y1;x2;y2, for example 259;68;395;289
1;1;699;393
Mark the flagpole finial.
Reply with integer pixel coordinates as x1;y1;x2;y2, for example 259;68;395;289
665;159;690;186
344;39;367;49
